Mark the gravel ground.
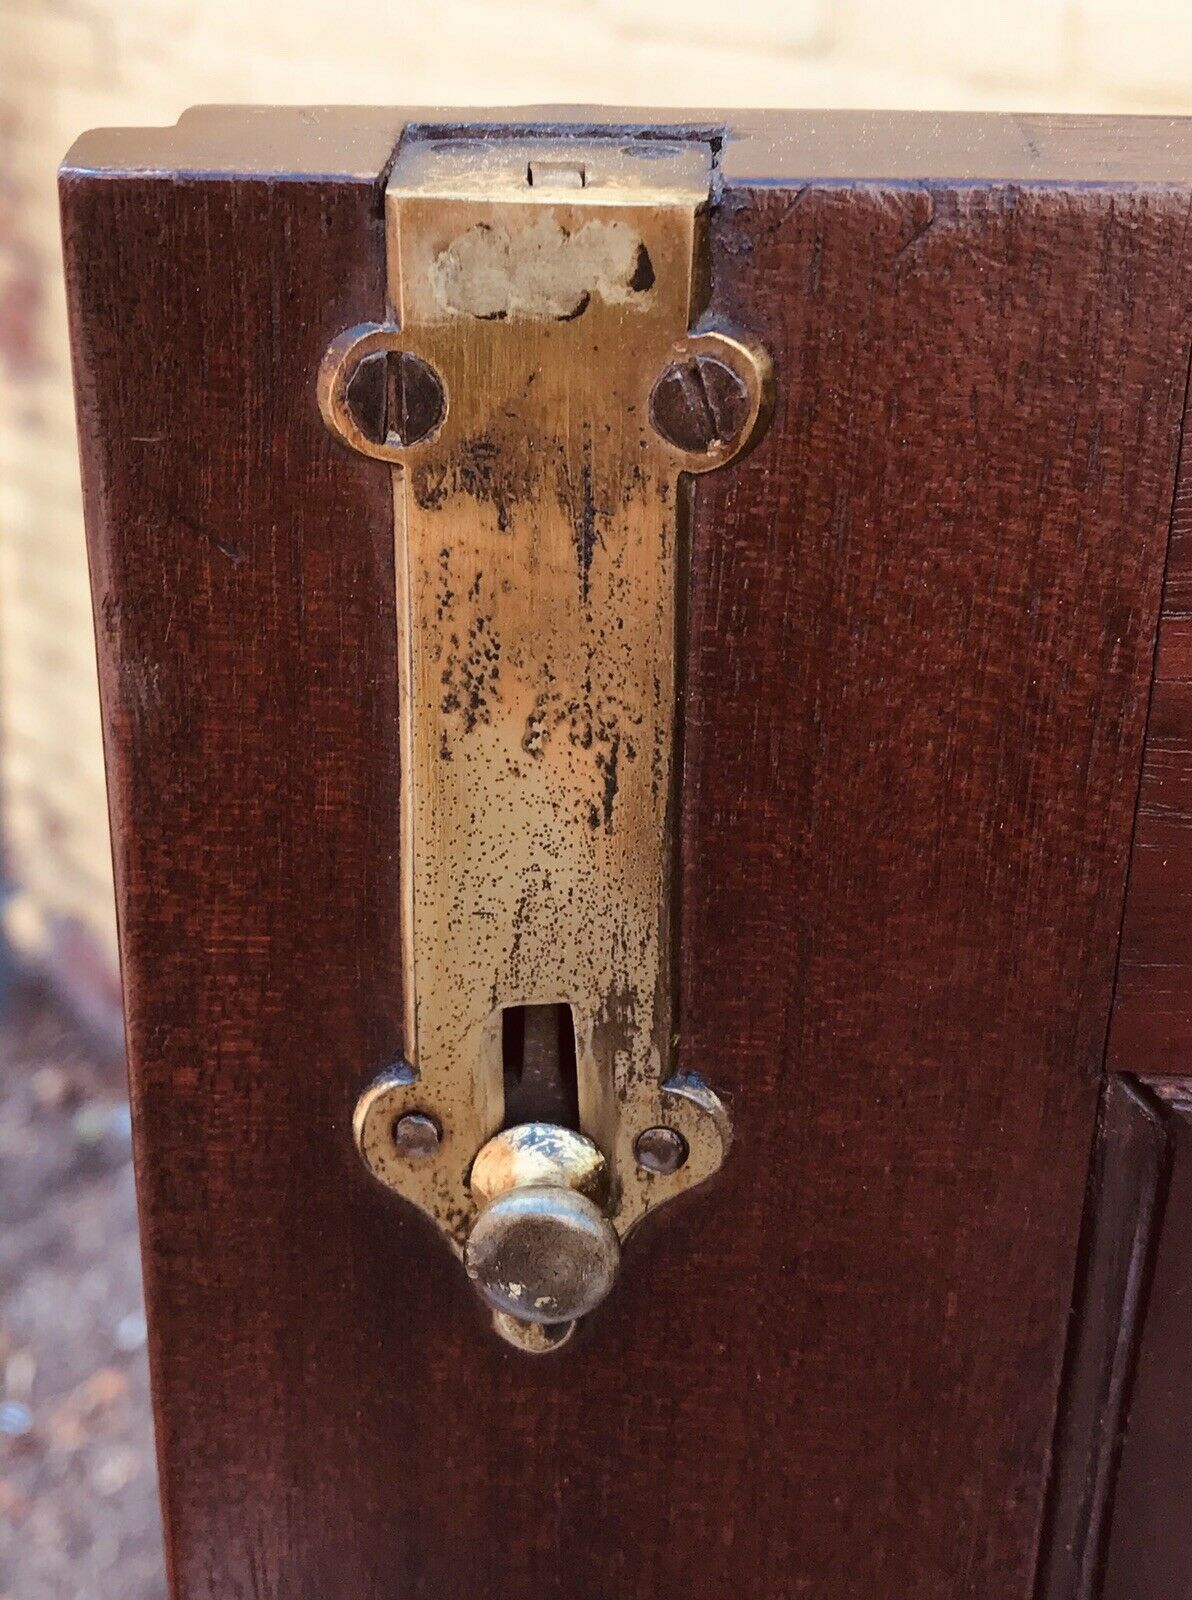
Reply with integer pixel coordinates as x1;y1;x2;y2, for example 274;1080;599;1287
0;985;165;1600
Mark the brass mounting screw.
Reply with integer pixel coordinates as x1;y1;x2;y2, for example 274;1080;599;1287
649;353;754;456
337;343;446;451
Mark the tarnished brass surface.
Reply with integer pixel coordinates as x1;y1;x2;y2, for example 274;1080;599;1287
324;135;769;1327
464;1125;620;1332
466;1187;621;1325
469;1123;610;1210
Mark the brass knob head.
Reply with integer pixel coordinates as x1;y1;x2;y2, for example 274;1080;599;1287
464;1124;620;1334
465;1185;620;1324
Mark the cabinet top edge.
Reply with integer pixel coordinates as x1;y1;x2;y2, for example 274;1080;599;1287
59;104;1192;189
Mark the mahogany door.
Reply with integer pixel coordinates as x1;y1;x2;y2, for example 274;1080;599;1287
60;107;1192;1600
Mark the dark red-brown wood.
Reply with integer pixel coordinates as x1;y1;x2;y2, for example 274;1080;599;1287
1094;193;1192;1600
1035;1077;1170;1600
1100;1090;1192;1600
61;109;1192;1600
1108;384;1192;1084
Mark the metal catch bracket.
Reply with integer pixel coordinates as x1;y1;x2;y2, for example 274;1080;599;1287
319;134;771;1351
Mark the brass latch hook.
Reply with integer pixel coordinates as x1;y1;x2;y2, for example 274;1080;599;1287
319;136;771;1351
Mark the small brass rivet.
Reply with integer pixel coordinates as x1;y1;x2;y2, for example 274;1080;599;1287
634;1126;688;1175
391;1111;441;1158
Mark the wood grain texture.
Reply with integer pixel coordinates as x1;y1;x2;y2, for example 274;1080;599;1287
60;111;1192;1600
1108;388;1192;1082
1034;1077;1170;1600
61;158;403;1599
1101;1092;1192;1600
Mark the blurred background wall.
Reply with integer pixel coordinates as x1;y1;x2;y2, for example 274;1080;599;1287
2;0;1192;1037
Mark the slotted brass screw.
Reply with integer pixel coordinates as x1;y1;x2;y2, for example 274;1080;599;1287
649;354;752;455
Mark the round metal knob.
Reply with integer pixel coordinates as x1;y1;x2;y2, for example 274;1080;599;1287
464;1124;620;1329
465;1185;620;1324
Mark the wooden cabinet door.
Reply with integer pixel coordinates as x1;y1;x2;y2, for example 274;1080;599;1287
60;107;1192;1600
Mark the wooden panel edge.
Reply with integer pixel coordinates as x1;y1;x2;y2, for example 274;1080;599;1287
1034;1077;1172;1600
60;106;1192;189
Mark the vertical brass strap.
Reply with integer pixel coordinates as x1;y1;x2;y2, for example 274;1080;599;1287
321;135;769;1320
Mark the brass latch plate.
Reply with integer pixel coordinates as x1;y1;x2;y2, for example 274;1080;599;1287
320;134;770;1347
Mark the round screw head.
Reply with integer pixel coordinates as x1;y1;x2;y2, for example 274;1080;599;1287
391;1111;441;1159
344;349;445;448
634;1125;689;1175
649;353;752;456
